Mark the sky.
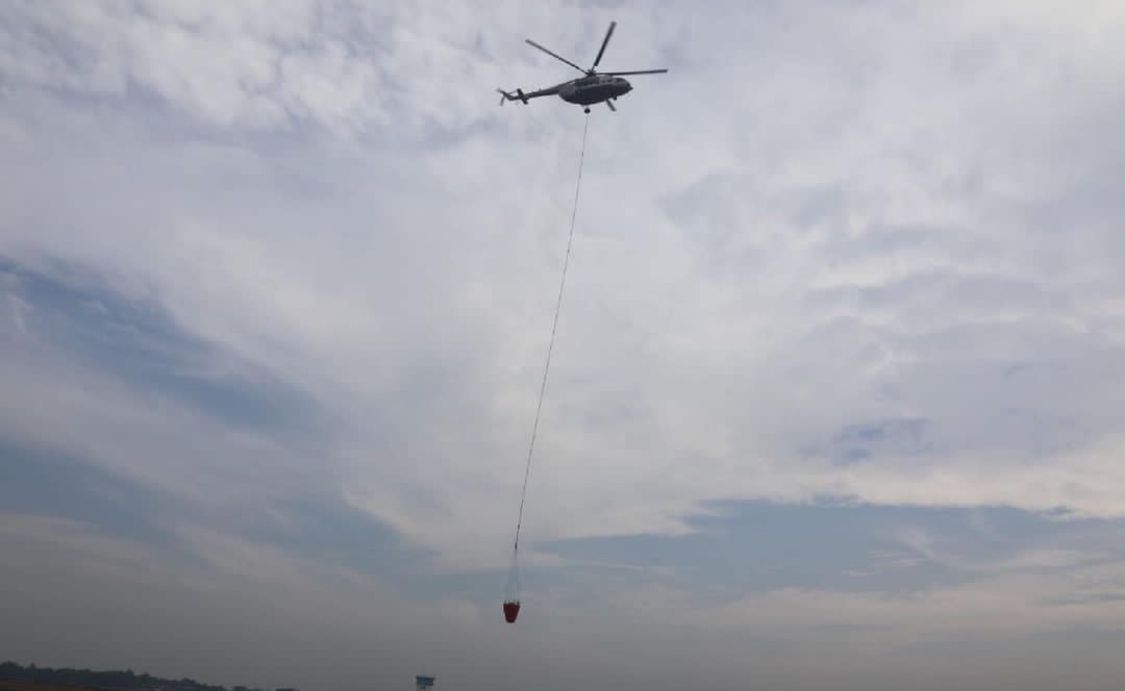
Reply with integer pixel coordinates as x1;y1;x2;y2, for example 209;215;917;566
2;1;1125;689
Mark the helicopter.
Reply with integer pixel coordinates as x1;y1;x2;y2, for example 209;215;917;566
498;21;668;113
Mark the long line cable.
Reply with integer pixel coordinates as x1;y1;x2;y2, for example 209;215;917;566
512;113;590;557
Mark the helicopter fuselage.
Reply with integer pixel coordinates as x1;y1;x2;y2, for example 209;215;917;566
559;75;632;105
498;21;665;112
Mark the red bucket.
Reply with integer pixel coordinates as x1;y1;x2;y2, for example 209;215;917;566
503;600;521;623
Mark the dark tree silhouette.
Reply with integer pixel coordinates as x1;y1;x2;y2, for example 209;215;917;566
0;662;282;691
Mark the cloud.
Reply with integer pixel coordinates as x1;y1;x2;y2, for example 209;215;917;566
3;2;1125;688
10;505;1125;691
2;0;1125;561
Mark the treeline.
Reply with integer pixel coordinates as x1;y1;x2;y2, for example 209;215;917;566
0;662;283;691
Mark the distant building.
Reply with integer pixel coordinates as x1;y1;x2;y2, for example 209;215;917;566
414;676;435;690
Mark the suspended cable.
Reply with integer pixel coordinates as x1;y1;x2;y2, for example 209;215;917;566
505;114;590;623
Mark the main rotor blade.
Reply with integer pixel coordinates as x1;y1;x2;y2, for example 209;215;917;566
602;69;669;76
591;21;616;71
525;39;586;74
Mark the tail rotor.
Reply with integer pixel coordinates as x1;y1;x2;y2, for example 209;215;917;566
497;88;529;106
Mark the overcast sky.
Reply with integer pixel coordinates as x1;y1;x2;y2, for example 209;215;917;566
3;1;1125;690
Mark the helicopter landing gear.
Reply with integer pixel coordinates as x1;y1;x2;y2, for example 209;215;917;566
584;107;591;114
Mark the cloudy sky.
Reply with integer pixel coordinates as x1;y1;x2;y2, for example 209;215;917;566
3;1;1125;689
